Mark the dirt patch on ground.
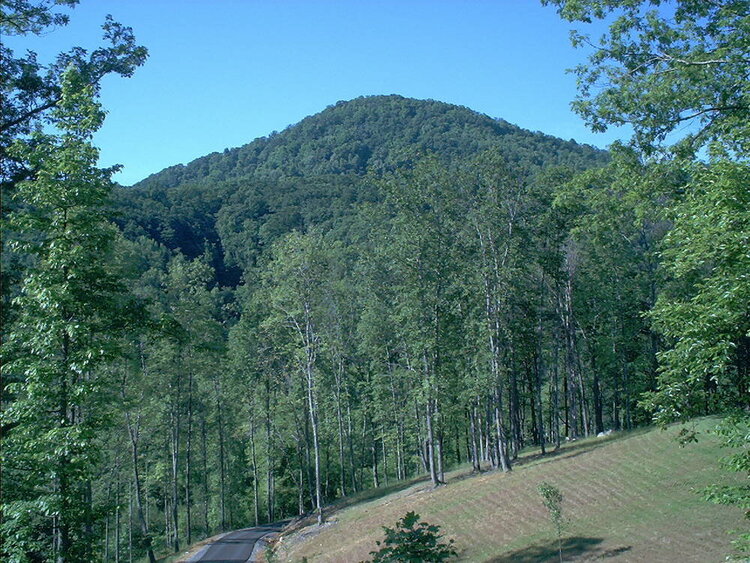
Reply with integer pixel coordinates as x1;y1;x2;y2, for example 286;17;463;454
273;518;339;557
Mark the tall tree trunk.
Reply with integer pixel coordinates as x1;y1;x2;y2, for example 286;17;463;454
115;467;121;563
306;355;323;525
215;379;227;531
302;410;315;510
589;350;604;434
124;344;157;563
296;301;323;525
343;379;357;493
387;359;406;480
169;416;180;552
425;399;438;486
494;395;511;472
623;360;632;430
124;412;156;563
163;497;169;552
478;403;486;463
436;418;445;483
185;369;194;545
414;399;429;473
265;378;274;523
575;348;590;437
469;403;481;472
535;285;547;454
509;365;522;459
335;397;347;497
104;483;110;562
56;334;72;563
249;413;260;526
168;354;182;554
294;434;305;516
128;481;133;563
371;433;380;488
552;342;561;449
490;349;512;471
201;416;210;535
561;273;581;439
381;438;389;486
334;357;348;497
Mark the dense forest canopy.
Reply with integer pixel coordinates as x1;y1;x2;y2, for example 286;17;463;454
130;95;606;188
113;95;608;283
1;1;748;561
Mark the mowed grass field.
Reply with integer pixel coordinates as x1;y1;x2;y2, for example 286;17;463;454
273;418;745;562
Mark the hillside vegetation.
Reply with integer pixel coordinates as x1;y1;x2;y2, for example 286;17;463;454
113;95;607;280
130;95;606;189
275;419;744;562
3;2;748;561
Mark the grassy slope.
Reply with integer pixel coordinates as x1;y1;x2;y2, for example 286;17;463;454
275;419;744;562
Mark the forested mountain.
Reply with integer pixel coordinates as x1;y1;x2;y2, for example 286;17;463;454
101;95;661;548
3;2;748;562
131;95;606;187
114;95;607;280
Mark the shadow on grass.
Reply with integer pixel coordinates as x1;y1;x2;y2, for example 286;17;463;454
315;430;639;524
488;536;631;562
292;428;652;534
507;426;656;472
281;474;436;531
328;475;430;512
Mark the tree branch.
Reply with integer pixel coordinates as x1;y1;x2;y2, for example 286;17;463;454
1;98;61;133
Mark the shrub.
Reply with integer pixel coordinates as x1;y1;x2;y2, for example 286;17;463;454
369;511;457;562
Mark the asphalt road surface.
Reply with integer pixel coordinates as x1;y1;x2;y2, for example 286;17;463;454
189;521;288;562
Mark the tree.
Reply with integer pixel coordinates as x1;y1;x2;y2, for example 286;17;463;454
369;511;457;562
538;481;565;562
552;148;671;432
543;0;750;157
1;0;148;337
459;150;534;465
1;67;130;562
705;414;750;555
546;0;750;555
381;156;465;486
644;160;750;423
260;231;333;525
1;1;148;185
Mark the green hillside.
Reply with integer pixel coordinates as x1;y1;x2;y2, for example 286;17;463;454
274;420;744;562
130;95;606;189
113;96;608;279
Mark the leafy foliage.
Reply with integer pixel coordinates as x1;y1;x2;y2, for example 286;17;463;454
1;66;128;562
113;96;608;285
369;511;457;562
1;0;148;334
644;161;750;423
543;0;750;157
546;0;749;556
7;3;749;560
704;415;750;556
538;481;565;562
131;95;607;189
1;1;148;185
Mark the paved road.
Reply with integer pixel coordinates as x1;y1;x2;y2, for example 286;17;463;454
189;521;289;562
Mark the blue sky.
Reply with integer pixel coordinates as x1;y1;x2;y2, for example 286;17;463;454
8;0;627;185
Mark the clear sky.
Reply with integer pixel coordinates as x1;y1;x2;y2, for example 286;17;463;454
7;0;627;186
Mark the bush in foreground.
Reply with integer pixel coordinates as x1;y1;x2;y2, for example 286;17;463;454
369;511;457;562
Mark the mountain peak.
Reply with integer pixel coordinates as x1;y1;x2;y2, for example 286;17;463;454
132;96;605;190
